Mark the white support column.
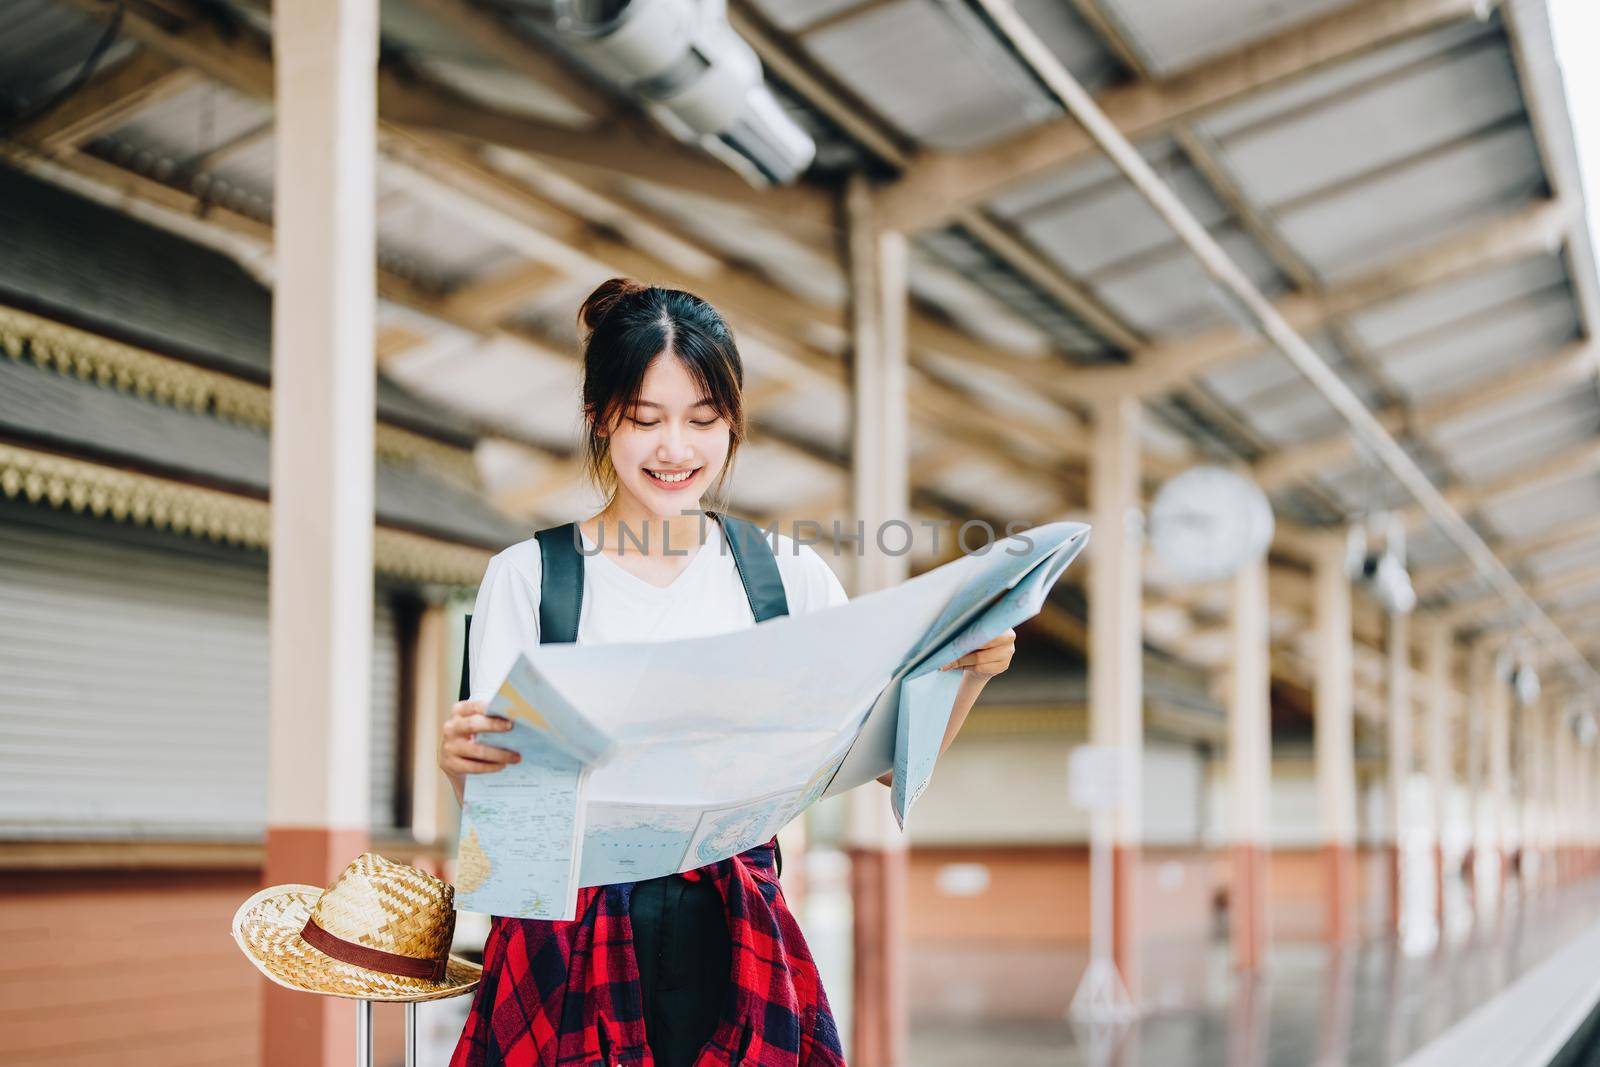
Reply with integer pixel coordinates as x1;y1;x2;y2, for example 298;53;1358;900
1541;702;1557;886
1424;625;1452;932
1229;556;1271;971
263;1;379;1064
410;602;452;846
1466;642;1491;914
1089;394;1143;996
842;172;909;1067
1555;710;1571;884
1581;732;1592;881
1385;612;1412;935
1487;652;1511;913
1519;697;1541;891
1313;536;1357;942
1545;702;1559;887
1580;735;1593;876
1534;703;1551;888
1536;700;1548;895
1574;715;1589;881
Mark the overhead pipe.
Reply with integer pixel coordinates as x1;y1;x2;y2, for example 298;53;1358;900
550;0;816;183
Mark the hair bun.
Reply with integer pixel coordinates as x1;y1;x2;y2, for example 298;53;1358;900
579;277;650;334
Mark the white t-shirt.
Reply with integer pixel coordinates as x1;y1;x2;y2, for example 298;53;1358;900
467;520;850;702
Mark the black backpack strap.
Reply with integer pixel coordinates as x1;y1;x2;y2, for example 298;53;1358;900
710;511;790;623
457;521;582;697
535;521;585;645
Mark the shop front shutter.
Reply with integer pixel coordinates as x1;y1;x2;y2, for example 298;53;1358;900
0;509;405;838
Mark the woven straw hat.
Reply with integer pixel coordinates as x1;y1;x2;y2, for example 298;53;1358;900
232;852;482;1002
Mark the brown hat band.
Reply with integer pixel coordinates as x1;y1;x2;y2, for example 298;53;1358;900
300;917;448;982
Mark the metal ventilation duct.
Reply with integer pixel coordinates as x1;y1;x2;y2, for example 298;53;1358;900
552;0;816;184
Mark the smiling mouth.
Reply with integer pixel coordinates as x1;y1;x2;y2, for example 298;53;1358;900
645;466;702;486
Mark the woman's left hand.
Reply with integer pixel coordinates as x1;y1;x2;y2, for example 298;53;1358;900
939;628;1016;678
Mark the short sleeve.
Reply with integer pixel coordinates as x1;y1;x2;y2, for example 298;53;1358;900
466;546;542;704
783;541;849;615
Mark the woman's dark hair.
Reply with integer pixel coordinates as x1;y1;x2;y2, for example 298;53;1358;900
577;277;746;510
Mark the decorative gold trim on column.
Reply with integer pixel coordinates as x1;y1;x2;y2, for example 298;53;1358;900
0;441;489;585
0;304;479;485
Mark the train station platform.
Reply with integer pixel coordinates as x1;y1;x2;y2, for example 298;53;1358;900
905;877;1600;1067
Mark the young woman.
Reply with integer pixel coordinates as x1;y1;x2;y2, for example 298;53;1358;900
440;278;1015;1067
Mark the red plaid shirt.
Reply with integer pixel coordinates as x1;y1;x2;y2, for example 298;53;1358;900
450;839;845;1067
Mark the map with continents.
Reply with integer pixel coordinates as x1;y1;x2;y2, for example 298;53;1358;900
688;789;801;868
454;742;588;919
578;803;699;885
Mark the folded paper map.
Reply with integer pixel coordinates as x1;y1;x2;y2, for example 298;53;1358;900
455;521;1090;919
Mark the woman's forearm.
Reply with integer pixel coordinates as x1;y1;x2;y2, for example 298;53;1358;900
877;670;990;787
940;669;989;753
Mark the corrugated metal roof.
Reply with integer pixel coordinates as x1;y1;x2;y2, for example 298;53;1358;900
1278;124;1546;280
1203;39;1525;209
1346;252;1567;347
1381;289;1579;404
1092;227;1288;337
1000;140;1231;277
1099;0;1355;77
797;0;1061;151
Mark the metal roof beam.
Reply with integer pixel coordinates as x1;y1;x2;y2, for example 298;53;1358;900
1256;340;1600;489
1067;198;1572;401
1415;511;1600;597
1439;560;1600;628
876;0;1492;233
6;48;196;152
1415;438;1600;530
434;261;567;332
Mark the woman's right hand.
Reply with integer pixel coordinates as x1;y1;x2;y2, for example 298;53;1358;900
439;699;520;794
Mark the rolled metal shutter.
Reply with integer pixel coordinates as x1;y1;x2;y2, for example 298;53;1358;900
0;510;404;838
369;594;402;830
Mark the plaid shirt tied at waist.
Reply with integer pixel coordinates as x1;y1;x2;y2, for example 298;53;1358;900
448;838;846;1067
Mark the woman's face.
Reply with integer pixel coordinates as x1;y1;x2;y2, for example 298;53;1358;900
599;353;731;519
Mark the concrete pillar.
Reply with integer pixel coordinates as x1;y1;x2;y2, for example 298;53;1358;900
410;602;453;845
1583;733;1592;880
1545;703;1560;885
263;1;379;1063
1089;394;1144;996
1519;698;1541;891
1465;643;1491;913
1313;536;1357;942
1547;705;1562;886
1385;612;1412;935
1229;557;1271;971
1487;651;1511;911
1554;710;1571;885
1536;703;1553;888
842;172;909;1067
1424;626;1452;931
1580;720;1591;880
